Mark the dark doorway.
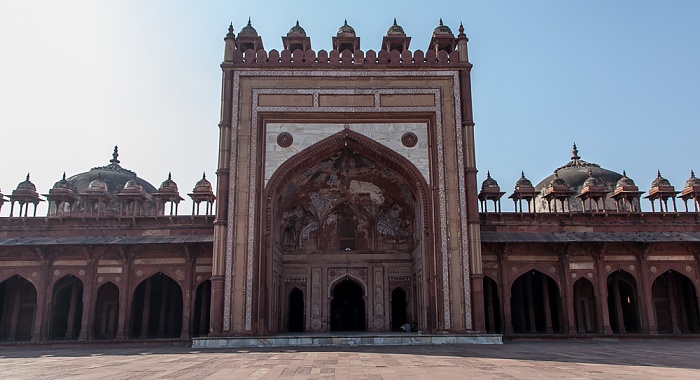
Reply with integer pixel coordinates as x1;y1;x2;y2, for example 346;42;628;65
652;270;700;334
131;272;183;338
573;278;597;333
330;279;365;331
49;275;83;340
0;275;37;341
94;282;119;339
510;270;562;333
607;270;640;333
288;287;304;332
483;277;502;333
391;287;408;331
192;280;211;337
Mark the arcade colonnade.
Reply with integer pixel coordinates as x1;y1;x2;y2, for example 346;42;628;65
480;243;700;335
0;244;212;342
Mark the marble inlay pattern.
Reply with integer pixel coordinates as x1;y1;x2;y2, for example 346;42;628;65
223;69;467;333
265;121;429;186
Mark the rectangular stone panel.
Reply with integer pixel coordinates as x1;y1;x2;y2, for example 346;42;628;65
258;94;313;107
54;260;88;266
97;267;123;274
569;262;594;270
196;265;212;273
0;261;41;267
380;94;435;107
98;259;121;266
318;94;374;107
604;255;636;261
648;255;694;261
133;258;186;265
508;256;558;262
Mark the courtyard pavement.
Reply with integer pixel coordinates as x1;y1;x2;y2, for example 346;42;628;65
0;340;699;379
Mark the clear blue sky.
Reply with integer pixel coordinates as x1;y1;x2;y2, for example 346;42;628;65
1;1;699;215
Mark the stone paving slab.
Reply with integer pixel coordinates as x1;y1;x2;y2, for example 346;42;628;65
0;340;699;379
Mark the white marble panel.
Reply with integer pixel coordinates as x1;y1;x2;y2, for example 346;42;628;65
264;123;430;186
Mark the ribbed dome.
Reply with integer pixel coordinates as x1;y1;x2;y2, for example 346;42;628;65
481;171;499;190
16;174;37;191
616;170;637;188
583;170;601;187
193;172;213;193
651;170;672;188
387;18;405;35
239;18;258;36
159;172;179;192
515;171;533;188
685;170;700;188
288;20;306;36
337;20;355;35
432;19;453;36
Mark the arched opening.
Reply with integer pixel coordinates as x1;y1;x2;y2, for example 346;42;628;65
263;129;433;334
652;270;699;334
391;287;408;331
0;275;37;341
483;276;502;333
510;270;562;333
94;282;119;339
49;275;83;340
192;280;211;337
330;278;365;331
288;287;304;332
607;270;640;333
130;272;182;338
573;278;597;333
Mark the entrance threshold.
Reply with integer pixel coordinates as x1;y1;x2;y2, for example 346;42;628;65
192;332;502;348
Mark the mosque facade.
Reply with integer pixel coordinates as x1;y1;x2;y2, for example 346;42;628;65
1;19;699;343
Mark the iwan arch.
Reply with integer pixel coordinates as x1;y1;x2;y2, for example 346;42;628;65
208;22;481;337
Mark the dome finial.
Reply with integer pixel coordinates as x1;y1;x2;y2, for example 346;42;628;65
521;170;525;178
393;18;397;26
657;169;662;178
202;171;206;180
168;172;172;180
62;172;66;181
571;143;580;161
296;20;300;27
486;170;491;178
691;169;695;178
26;173;30;181
622;170;627;177
439;18;444;26
111;145;120;164
247;17;252;26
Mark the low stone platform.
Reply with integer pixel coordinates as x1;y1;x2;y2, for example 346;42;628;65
192;332;502;348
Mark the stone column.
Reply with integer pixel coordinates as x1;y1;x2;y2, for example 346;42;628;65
78;256;95;341
499;249;513;334
636;252;654;333
560;252;576;335
116;248;131;340
64;281;79;339
140;279;151;338
594;253;612;334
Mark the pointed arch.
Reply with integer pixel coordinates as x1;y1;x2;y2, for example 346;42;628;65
510;270;562;333
49;275;83;340
192;279;211;337
130;272;182;338
607;270;640;333
330;277;365;331
0;275;37;341
94;282;119;339
390;286;409;331
651;270;699;333
573;278;597;333
256;128;436;334
483;276;502;333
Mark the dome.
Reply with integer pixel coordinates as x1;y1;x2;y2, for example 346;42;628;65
515;171;533;189
67;146;157;196
239;18;258;36
387;18;405;35
548;171;569;188
124;174;142;190
159;172;179;192
288;20;306;36
193;172;213;193
52;173;72;190
16;174;37;192
535;144;622;194
88;173;108;191
685;170;700;188
337;20;355;36
615;170;636;188
651;170;672;188
582;170;601;187
432;19;453;36
481;171;499;190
